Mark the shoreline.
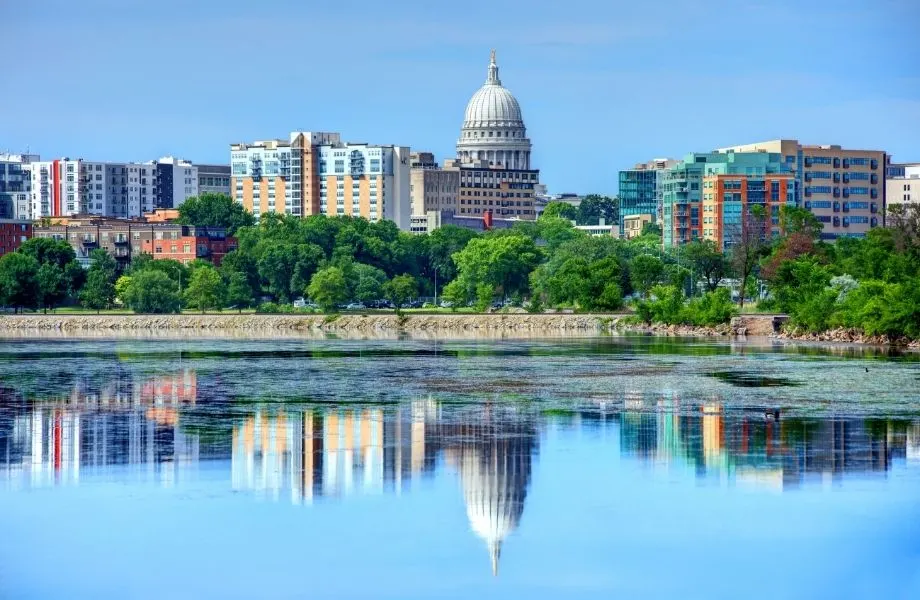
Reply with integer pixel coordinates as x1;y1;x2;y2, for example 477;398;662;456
0;313;916;348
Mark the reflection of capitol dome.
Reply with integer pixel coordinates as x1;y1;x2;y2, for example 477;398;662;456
446;412;536;576
457;50;533;170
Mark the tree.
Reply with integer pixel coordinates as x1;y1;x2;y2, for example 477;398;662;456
350;263;388;303
683;240;726;292
428;225;479;285
115;275;133;306
383;274;417;313
629;254;664;298
576;194;619;226
184;264;225;313
0;253;39;312
779;205;823;239
640;222;663;237
36;263;67;313
307;266;349;312
225;272;254;313
18;237;76;270
121;269;182;313
177;192;255;235
80;249;118;313
450;235;542;302
258;243;324;303
540;201;578;221
729;204;769;310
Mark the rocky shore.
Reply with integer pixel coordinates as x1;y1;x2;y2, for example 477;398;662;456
774;327;920;349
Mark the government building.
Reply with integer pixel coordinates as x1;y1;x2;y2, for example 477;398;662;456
410;51;539;230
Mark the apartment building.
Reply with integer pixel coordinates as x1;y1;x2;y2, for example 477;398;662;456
409;152;459;215
661;151;793;248
617;158;678;237
0;219;32;257
886;162;920;209
230;131;412;229
34;216;235;268
0;153;38;219
701;172;794;250
24;157;203;220
717;140;885;240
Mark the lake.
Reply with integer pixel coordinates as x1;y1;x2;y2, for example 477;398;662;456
1;335;919;599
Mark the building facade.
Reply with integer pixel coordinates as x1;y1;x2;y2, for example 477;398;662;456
152;157;199;209
717;140;885;240
231;131;411;229
701;173;794;250
23;157;207;220
453;52;538;220
662;151;794;248
197;164;232;197
0;153;38;219
409;152;459;216
620;213;654;239
34;217;235;268
0;219;32;257
886;163;920;209
617;158;677;237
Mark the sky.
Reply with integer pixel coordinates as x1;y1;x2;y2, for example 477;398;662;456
1;0;918;195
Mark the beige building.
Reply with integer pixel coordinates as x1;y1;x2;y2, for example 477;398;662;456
230;131;411;229
886;163;920;209
619;213;654;239
409;152;459;216
717;139;885;240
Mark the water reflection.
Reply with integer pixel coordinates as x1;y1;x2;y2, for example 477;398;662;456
1;358;920;579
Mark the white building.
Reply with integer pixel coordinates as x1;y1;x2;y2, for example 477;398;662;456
886;162;920;208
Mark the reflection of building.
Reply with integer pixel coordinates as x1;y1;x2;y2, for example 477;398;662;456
230;402;437;504
441;407;537;576
0;371;201;489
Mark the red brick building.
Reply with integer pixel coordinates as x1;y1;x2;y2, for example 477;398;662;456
33;216;235;268
0;219;32;257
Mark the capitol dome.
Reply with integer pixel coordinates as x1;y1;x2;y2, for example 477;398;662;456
457;50;532;170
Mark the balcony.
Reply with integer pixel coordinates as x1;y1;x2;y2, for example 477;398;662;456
113;237;129;246
81;238;98;248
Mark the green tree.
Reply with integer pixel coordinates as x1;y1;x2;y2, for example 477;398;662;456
307;266;349;312
683;240;726;292
115;275;133;306
258;243;324;303
428;225;479;285
383;274;418;313
779;205;823;239
18;237;76;269
81;270;116;313
121;269;182;314
576;194;619;226
184;264;225;313
0;252;40;312
629;254;664;298
36;263;67;313
350;263;388;303
540;201;578;221
177;192;255;235
450;235;542;302
225;272;254;313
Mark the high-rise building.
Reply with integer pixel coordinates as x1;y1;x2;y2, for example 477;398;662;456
661;151;793;248
0;153;38;219
151;157;199;209
618;158;677;237
453;51;538;220
23;157;204;220
409;152;459;216
885;162;920;209
230;131;411;229
701;171;795;250
717;140;885;240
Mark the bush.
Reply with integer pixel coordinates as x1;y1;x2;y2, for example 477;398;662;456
685;288;737;326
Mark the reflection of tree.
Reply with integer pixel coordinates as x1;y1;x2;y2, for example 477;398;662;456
441;406;538;576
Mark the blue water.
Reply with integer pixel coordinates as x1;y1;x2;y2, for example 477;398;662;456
1;335;918;599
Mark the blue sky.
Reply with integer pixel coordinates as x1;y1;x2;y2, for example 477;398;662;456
1;0;918;194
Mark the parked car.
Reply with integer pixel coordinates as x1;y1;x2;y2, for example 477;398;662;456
439;301;454;308
293;297;307;308
345;302;366;310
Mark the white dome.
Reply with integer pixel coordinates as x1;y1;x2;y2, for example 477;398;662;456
463;85;523;128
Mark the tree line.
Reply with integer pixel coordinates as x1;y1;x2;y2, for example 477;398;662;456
2;192;918;341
